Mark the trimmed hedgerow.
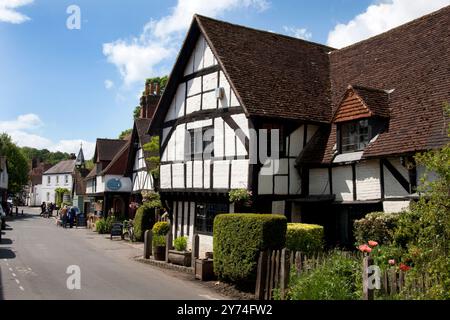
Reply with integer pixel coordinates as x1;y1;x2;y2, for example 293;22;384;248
213;214;287;283
286;223;324;255
133;206;156;242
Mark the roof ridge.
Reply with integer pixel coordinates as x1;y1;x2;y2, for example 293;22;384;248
331;5;450;53
351;85;390;94
194;14;336;52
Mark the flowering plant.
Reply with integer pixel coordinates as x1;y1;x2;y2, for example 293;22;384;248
229;189;252;206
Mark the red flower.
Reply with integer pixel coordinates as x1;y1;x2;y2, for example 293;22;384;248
368;241;378;247
399;263;411;272
358;244;372;253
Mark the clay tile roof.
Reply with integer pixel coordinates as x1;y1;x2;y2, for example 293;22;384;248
96;139;128;162
101;141;131;176
44;160;76;175
317;5;450;163
196;15;335;122
351;85;390;118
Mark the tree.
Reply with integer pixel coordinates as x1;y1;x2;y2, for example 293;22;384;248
0;134;29;195
133;106;141;120
394;103;450;299
143;136;160;180
118;129;132;140
20;147;71;166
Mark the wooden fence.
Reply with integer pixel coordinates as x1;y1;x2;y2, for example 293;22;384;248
255;250;433;300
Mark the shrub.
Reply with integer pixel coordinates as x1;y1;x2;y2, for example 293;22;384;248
213;213;287;283
96;219;106;234
174;236;188;251
283;250;362;300
104;215;116;234
134;205;156;242
286;223;324;255
353;212;399;245
153;235;166;247
152;221;170;236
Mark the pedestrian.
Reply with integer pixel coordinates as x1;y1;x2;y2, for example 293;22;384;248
60;205;68;228
68;207;75;228
40;202;46;216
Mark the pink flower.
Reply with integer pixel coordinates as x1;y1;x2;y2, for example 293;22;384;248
368;241;378;247
399;263;411;272
388;259;396;266
358;244;372;253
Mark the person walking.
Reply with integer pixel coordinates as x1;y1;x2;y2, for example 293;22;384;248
40;202;46;216
68;206;75;228
60;205;68;228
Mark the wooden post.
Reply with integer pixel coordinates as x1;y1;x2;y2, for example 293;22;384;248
192;234;200;274
363;256;375;300
144;230;153;259
255;251;268;300
165;227;172;263
390;269;398;295
279;248;290;300
264;250;271;300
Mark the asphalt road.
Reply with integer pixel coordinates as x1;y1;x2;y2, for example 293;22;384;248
0;207;225;300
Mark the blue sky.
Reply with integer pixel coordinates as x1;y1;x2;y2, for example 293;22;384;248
0;0;448;159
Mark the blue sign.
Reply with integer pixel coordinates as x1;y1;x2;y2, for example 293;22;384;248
106;178;122;191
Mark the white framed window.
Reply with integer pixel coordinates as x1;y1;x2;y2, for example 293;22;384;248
65;175;69;184
46;192;50;201
56;176;59;185
47;176;51;185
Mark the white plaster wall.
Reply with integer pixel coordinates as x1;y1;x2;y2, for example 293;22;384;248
213;160;230;189
186;161;193;188
203;160;211;189
289;126;304;157
230;160;249;189
310;168;330;195
356;160;381;200
214;118;224;158
383;201;410;213
160;164;171;189
332;166;353;201
193;161;203;188
274;176;288;195
172;163;184;189
384;158;409;198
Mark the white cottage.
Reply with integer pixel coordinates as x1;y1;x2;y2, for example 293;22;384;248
149;9;450;251
0;157;8;202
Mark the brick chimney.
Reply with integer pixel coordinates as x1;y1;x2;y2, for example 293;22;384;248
139;81;161;119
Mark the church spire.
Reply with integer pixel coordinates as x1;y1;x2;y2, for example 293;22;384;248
75;142;85;168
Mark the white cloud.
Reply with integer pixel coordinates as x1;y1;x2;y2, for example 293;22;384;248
0;0;34;24
104;79;114;90
0;114;95;159
327;0;450;49
103;0;270;86
282;26;312;40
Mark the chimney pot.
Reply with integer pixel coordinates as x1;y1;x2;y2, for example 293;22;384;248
145;82;150;96
155;82;160;96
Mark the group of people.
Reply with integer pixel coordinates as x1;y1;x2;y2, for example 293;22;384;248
40;202;56;218
58;205;80;229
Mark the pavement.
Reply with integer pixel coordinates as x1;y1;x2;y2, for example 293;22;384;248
0;207;226;300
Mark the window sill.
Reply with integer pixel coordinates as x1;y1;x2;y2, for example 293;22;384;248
333;151;364;164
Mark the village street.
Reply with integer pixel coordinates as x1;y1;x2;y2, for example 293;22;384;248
0;207;226;300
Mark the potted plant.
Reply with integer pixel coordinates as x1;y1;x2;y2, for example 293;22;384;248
229;189;253;213
152;221;170;261
153;235;166;261
168;236;191;267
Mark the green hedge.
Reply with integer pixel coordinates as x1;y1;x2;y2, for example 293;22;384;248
213;213;287;283
152;221;170;236
286;223;324;255
133;205;156;242
353;212;399;245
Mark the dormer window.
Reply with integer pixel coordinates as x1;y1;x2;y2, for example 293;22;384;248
340;119;370;153
333;85;391;155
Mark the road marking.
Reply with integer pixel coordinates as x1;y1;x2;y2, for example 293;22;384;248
28;267;32;271
12;273;16;277
9;268;13;271
19;286;25;291
15;279;20;284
